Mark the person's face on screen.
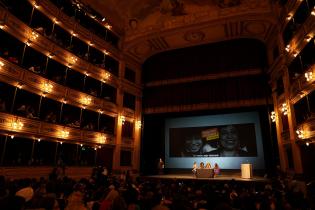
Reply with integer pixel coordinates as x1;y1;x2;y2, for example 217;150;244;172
184;137;202;153
220;125;239;151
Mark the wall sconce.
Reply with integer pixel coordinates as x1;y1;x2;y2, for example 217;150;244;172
104;23;112;30
312;7;315;16
120;115;125;125
16;83;23;89
286;14;292;20
11;119;24;130
305;35;313;42
99;134;106;144
285;45;290;52
0;61;4;67
103;72;111;82
0;22;5;29
136;120;142;129
296;129;304;139
270;111;276;123
71;32;77;37
60;130;69;138
42;82;53;93
281;103;288;115
81;96;92;105
305;71;313;82
53;18;59;24
26;40;32;46
30;31;39;41
48;53;55;59
69;56;77;66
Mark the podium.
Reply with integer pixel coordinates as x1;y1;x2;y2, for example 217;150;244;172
241;163;253;179
196;169;214;178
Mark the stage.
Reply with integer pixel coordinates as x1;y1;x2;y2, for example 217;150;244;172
143;171;268;182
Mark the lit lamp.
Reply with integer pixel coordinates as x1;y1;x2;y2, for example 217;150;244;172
0;21;5;29
305;35;313;42
99;134;106;144
312;6;315;16
30;31;39;41
68;56;77;66
81;96;92;106
296;129;304;139
120;115;125;125
104;72;111;80
286;14;292;20
60;130;69;138
305;71;313;82
0;61;4;68
11;119;24;130
136;120;142;129
285;45;290;52
281;103;288;115
270;111;276;123
42;82;53;93
105;23;112;30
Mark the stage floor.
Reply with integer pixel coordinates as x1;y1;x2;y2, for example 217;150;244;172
144;172;268;182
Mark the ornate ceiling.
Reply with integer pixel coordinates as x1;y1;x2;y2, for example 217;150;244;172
82;0;277;63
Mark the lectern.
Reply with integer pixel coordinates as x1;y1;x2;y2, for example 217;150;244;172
241;163;252;179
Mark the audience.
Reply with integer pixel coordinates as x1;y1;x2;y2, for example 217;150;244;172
0;167;314;210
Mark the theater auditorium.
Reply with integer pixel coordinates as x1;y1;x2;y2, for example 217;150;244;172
0;0;315;209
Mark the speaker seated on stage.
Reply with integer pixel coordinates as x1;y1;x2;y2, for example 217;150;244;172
192;161;197;175
205;162;211;169
199;162;205;169
214;163;220;176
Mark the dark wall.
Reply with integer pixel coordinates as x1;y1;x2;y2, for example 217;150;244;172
143;38;267;82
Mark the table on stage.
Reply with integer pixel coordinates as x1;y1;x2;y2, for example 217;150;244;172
196;168;214;178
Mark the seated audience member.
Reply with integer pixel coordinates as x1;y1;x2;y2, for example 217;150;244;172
17;104;27;116
214;163;220;176
0;98;6;112
28;65;41;74
1;50;9;59
45;111;57;123
205;162;211;169
83;122;95;130
26;105;38;119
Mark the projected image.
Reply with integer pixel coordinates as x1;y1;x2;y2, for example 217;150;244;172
170;124;257;157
